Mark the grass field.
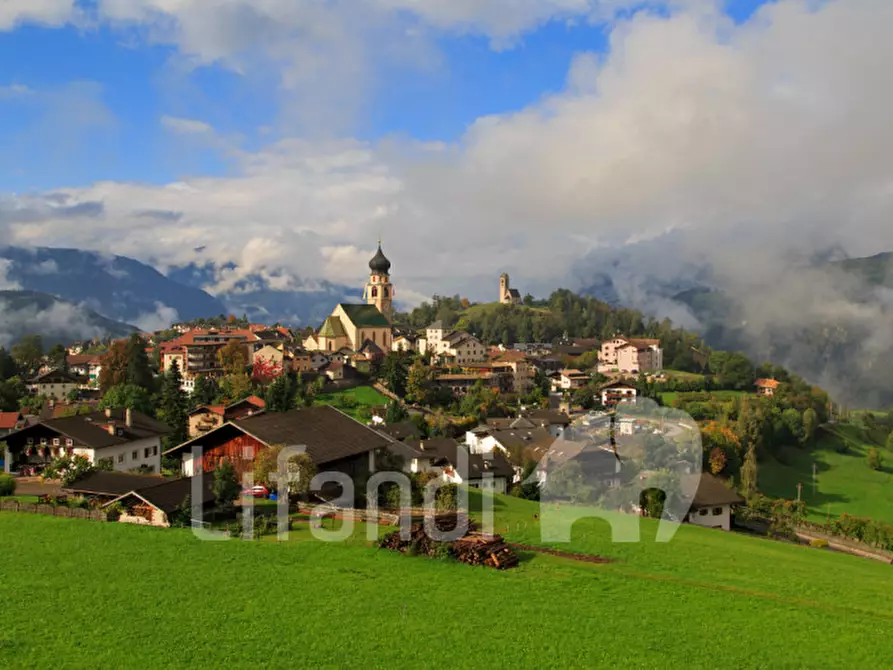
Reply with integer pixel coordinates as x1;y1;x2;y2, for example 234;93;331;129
315;385;390;419
759;424;893;524
660;389;748;404
3;492;893;667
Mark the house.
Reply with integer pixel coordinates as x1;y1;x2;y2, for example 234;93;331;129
466;424;557;464
391;333;418;353
165;405;417;484
160;327;264;391
3;408;169;475
405;438;514;493
489;350;535;394
432;373;501;397
600;337;663;373
555;369;590;391
419;323;487;364
0;411;23;435
187;395;266;438
66;354;102;387
684;473;745;531
499;273;522;305
252;344;288;377
63;470;167;504
27;369;87;399
601;381;638;407
755;378;780;397
520;409;572;437
104;476;217;527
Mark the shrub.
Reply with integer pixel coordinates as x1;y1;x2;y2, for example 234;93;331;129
435;484;459;512
105;502;123;521
67;496;90;510
0;473;16;496
809;538;829;549
867;447;883;471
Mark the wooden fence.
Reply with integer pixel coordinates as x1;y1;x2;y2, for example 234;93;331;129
0;499;108;522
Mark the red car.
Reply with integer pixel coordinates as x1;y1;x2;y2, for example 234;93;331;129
241;485;269;498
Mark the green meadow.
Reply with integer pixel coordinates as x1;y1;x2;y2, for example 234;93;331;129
2;491;892;668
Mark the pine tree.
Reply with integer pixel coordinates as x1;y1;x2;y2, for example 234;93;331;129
191;375;219;406
125;334;154;390
158;361;188;449
385;399;408;424
264;374;297;412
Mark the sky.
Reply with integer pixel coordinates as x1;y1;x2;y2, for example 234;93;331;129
1;0;892;311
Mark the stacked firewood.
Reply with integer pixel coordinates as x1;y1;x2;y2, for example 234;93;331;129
378;514;519;570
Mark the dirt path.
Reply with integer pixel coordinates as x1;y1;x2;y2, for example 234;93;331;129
507;543;613;564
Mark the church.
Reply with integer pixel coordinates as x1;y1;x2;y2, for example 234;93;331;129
303;241;394;353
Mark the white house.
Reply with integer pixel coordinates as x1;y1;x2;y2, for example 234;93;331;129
555;369;589;391
601;381;638;407
2;408;169;474
684;473;745;532
409;438;513;494
28;369;87;400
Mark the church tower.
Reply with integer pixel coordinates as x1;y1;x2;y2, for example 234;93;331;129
364;239;393;322
499;273;510;304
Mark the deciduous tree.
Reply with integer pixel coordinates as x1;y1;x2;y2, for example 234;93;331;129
217;340;249;375
212;460;241;511
99;384;155;415
12;335;43;378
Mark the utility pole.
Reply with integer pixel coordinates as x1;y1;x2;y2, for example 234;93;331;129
812;462;817;494
796;482;802;502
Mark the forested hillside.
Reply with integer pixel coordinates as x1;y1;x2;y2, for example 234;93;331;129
395;289;708;372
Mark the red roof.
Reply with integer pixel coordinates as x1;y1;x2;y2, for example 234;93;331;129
755;378;780;389
243;395;266;409
0;411;21;429
66;354;102;366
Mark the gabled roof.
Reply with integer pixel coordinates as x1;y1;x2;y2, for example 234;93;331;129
318;316;347;339
4;409;170;449
30;369;86;385
64;470;167;496
66;354;102;366
601;380;638;391
406;439;515;481
522;409;572;427
337;303;390;328
687;473;746;509
105;476;216;515
165;405;393;467
426;320;444;331
754;378;780;389
0;411;22;430
486;417;537;430
376;422;421;442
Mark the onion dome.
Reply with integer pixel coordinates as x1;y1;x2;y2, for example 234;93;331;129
369;242;391;275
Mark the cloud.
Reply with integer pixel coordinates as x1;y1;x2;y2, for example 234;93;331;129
160;115;214;134
0;0;77;31
31;259;60;275
0;83;33;98
132;302;179;331
0;260;22;290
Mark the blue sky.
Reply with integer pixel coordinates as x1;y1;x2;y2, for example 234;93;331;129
0;0;771;192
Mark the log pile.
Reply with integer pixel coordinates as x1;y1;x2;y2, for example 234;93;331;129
378;514;519;570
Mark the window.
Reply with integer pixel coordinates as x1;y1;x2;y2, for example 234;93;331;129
52;438;60;446
26;437;33;445
132;450;138;461
118;453;125;463
144;448;151;458
65;439;73;447
371;286;378;298
712;507;723;516
383;287;389;298
152;446;158;456
698;508;708;516
40;438;47;446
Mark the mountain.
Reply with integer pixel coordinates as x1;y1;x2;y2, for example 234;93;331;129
0;290;138;347
167;262;362;326
576;238;893;407
0;246;227;330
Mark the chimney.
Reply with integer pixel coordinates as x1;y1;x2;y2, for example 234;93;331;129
105;407;112;418
125;408;132;427
107;421;116;436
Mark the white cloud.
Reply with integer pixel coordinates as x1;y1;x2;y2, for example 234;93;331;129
0;0;77;31
0;0;891;308
0;83;33;98
132;302;179;331
160;115;213;134
0;260;22;290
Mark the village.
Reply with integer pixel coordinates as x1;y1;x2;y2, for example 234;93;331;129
0;242;791;538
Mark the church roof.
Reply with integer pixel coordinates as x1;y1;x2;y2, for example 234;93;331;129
319;316;347;339
338;303;391;328
369;243;391;275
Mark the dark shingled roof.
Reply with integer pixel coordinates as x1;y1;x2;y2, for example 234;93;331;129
687;473;746;509
106;476;216;515
165;405;392;467
405;438;515;481
368;243;391;275
64;470;167;496
5;409;170;450
522;409;572;427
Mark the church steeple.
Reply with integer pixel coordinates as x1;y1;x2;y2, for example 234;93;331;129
364;239;393;322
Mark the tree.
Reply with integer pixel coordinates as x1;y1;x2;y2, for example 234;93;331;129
47;343;68;372
42;455;95;487
802;408;818;446
380;352;410;397
253;445;317;498
385;399;408;424
12;335;43;378
0;377;26;412
0;347;18;381
99;384;155;415
867;448;883;471
740;443;758;500
98;340;129;392
217;340;249;375
264;374;297;412
191;375;219;406
212;460;241;510
709;447;728;475
887;431;893;454
405;360;431;404
219;373;253;403
157;361;188;450
125;334;154;390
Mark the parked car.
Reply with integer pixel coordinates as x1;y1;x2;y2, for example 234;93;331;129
241;485;269;498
